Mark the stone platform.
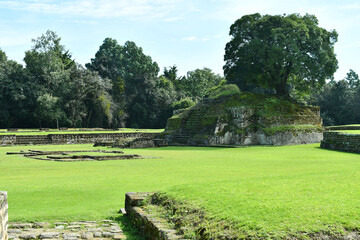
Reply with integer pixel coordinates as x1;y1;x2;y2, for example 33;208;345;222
7;220;126;240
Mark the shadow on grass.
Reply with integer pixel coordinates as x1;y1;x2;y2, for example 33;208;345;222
136;145;250;151
315;146;360;155
109;214;144;240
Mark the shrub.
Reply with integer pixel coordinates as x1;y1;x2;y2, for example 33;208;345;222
205;83;240;99
172;98;196;110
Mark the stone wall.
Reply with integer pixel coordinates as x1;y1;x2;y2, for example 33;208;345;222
0;192;8;240
209;131;323;146
321;132;360;153
125;192;182;239
49;133;158;145
0;133;158;146
0;136;16;146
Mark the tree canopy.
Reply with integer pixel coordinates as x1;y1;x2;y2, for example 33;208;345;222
224;13;338;98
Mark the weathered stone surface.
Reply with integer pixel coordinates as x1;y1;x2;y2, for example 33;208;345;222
101;232;114;238
87;228;103;233
33;222;50;228
125;192;184;239
7;220;127;240
80;232;93;239
321;132;360;153
10;224;32;229
54;222;68;226
113;234;127;240
7;234;18;240
93;232;101;238
18;233;37;239
66;225;81;229
38;232;59;239
0;132;158;146
63;233;80;239
63;237;78;240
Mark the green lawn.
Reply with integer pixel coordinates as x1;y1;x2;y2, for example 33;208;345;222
0;128;164;135
336;130;360;134
1;144;360;237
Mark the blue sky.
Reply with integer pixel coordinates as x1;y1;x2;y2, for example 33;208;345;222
0;0;359;79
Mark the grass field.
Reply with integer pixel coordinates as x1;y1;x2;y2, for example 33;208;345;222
1;144;360;238
337;130;360;134
0;128;164;135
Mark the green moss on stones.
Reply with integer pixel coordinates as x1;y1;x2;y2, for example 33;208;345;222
263;125;323;136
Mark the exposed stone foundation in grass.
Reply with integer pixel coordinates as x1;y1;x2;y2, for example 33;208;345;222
7;220;126;240
321;132;360;153
0;133;158;146
0;191;8;240
125;192;184;240
7;150;149;162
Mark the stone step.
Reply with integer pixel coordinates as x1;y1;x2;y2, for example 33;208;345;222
8;220;127;240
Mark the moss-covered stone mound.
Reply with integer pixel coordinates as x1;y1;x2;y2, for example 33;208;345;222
161;92;323;146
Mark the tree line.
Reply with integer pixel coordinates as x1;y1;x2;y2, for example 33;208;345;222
1;13;359;129
0;31;224;129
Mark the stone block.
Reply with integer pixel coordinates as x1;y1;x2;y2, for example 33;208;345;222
38;232;59;239
1;191;8;240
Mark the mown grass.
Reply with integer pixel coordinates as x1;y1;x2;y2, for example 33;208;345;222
327;124;360;127
336;130;360;134
0;128;164;135
1;144;360;238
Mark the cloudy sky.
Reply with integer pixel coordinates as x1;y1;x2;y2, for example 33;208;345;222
0;0;359;79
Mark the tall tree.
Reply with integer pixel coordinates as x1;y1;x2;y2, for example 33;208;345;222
86;39;161;128
0;49;28;128
345;69;360;89
224;13;338;98
176;68;225;101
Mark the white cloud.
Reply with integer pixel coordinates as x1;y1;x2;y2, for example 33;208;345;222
182;36;197;41
0;0;180;20
181;36;214;42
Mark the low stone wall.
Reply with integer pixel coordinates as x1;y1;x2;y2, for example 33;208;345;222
0;133;158;146
49;133;158;145
0;136;16;146
321;132;360;153
125;192;182;239
0;192;8;240
206;131;323;146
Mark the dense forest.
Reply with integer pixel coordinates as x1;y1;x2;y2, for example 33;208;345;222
0;17;359;129
0;31;224;129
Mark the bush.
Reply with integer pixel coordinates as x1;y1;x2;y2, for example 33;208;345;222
205;83;240;99
172;98;196;110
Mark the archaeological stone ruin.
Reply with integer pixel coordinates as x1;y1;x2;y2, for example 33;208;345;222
160;93;323;146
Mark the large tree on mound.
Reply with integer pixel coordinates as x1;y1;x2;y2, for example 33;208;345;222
224;13;338;98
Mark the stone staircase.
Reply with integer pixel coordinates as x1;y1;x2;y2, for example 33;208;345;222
183;109;203;133
15;135;52;145
170;109;203;145
171;133;191;144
